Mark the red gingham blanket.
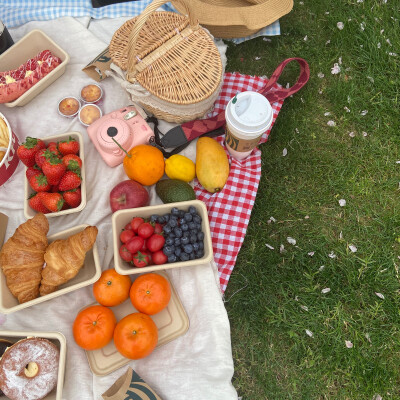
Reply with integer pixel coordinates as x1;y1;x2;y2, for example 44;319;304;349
193;72;284;292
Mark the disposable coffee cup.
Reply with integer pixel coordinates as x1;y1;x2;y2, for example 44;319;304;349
225;91;273;160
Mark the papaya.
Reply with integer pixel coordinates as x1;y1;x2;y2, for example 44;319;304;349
195;137;230;193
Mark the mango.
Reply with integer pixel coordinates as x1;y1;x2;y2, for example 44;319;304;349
196;137;229;193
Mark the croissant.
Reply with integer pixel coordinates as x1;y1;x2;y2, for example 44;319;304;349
39;226;98;296
0;213;49;303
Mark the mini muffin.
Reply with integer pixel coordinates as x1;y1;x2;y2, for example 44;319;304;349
58;97;80;117
80;84;102;103
79;104;102;126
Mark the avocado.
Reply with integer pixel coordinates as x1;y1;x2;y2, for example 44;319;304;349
155;179;196;203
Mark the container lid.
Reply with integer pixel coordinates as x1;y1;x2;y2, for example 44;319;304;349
227;91;273;134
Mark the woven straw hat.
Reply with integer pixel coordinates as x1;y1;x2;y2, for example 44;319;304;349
172;0;294;39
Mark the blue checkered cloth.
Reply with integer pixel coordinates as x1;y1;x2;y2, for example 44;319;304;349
0;0;280;43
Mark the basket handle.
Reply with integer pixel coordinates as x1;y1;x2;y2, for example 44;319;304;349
126;0;196;79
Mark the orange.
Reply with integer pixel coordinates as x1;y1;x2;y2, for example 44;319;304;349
73;305;116;350
113;313;158;359
93;269;132;307
130;273;171;315
123;145;165;186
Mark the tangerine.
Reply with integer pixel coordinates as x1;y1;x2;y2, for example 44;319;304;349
123;145;165;186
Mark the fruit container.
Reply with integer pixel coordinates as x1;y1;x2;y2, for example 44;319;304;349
0;29;70;107
0;111;20;186
0;330;66;400
0;224;101;314
24;131;86;219
112;200;213;275
84;271;189;376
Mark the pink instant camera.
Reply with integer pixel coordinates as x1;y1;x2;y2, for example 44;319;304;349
86;106;154;167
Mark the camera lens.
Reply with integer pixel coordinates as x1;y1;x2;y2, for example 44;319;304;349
107;126;118;137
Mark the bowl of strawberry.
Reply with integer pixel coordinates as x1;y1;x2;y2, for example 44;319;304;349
112;200;213;275
21;131;86;218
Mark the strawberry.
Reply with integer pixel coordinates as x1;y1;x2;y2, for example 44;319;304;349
26;165;42;180
28;193;49;214
28;173;50;192
38;192;64;213
62;154;82;170
58;136;79;156
62;188;82;208
42;157;66;185
34;148;54;168
47;142;62;158
58;171;81;191
50;183;60;193
17;137;46;167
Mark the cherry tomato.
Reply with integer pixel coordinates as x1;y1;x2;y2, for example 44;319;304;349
146;234;165;253
154;222;163;234
130;217;144;233
120;229;135;243
152;250;168;265
132;251;151;268
119;244;133;262
137;222;154;239
126;236;144;254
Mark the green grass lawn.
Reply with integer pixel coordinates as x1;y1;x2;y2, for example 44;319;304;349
224;1;400;399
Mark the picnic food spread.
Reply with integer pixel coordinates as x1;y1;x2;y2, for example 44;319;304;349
0;0;309;398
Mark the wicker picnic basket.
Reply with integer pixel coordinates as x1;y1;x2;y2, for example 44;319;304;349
109;0;224;123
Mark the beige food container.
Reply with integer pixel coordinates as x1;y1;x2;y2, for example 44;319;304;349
0;112;19;186
0;29;70;107
0;224;101;314
112;200;213;275
24;131;87;219
0;330;66;400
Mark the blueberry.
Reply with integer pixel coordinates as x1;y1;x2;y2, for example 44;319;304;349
181;236;190;245
197;232;205;241
195;250;204;259
168;254;177;263
192;242;200;251
190;229;198;236
189;206;197;214
174;237;181;247
163;214;170;222
168;233;176;239
174;227;183;238
171;207;180;216
198;242;204;250
193;215;202;224
190;235;197;244
180;252;190;261
195;223;202;230
163;245;175;256
179;210;185;218
188;222;196;230
181;223;189;231
183;244;193;254
150;214;159;223
163;225;172;234
183;230;190;238
168;219;177;228
157;216;165;224
184;213;193;222
189;253;196;260
165;237;174;246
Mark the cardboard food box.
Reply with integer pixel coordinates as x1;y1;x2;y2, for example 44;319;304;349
24;131;86;219
112;200;213;275
0;224;101;314
0;29;70;107
0;330;66;400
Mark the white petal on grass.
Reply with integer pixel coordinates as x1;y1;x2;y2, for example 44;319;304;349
363;131;368;137
349;244;357;253
337;22;344;30
365;333;372;343
295;296;299;301
344;106;351;112
319;265;325;271
322;288;331;294
345;340;354;348
328;251;337;258
305;329;313;337
396;161;400;164
360;22;366;31
304;35;308;41
325;39;331;44
361;110;368;116
283;148;288;157
386;38;392;46
255;56;261;61
372;395;382;400
324;112;331;116
300;305;309;311
338;57;342;65
262;38;272;42
377;42;381;49
265;244;274;250
287;237;297;245
308;251;315;256
388;52;398;57
349;131;356;137
339;231;343;239
375;292;385;299
305;215;310;219
339;199;346;207
280;244;286;254
317;72;325;78
331;63;341;74
327;120;336;127
367;76;374;83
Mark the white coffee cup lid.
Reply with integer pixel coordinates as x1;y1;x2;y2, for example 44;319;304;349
227;91;273;134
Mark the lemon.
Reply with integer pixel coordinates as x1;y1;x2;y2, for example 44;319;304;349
164;154;196;182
